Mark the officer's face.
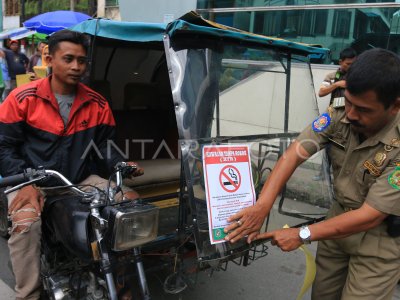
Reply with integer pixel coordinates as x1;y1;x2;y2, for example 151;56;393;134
344;90;400;137
46;41;87;87
339;58;355;73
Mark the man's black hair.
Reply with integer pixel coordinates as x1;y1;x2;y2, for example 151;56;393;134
48;29;89;55
339;48;357;60
36;41;47;51
346;48;400;109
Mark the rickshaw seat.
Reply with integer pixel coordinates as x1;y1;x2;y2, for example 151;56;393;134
124;158;180;187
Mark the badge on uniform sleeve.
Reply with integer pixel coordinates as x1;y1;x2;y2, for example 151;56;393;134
312;113;331;132
388;167;400;190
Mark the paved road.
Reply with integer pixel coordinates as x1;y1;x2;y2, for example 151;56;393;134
0;234;316;300
1;203;399;299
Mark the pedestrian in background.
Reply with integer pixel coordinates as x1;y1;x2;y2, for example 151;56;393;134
318;47;357;107
313;47;357;181
0;40;29;96
27;41;47;73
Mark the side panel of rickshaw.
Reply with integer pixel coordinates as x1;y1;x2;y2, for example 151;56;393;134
163;29;332;262
73;14;332;266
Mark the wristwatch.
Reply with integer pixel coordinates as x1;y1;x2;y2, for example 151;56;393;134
299;226;311;244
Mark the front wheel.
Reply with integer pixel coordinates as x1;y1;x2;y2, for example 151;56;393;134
0;189;9;238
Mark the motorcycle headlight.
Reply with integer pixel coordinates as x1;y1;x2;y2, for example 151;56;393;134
110;204;159;251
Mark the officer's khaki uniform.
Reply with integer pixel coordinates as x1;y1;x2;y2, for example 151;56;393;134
297;107;400;300
321;69;346;106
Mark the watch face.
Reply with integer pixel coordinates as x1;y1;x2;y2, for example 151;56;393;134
300;227;310;239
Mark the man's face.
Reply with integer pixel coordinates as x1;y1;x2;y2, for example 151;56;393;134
37;42;45;53
47;41;87;87
43;47;49;59
344;89;400;137
339;57;355;73
9;43;19;53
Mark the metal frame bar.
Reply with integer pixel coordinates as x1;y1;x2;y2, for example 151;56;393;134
197;3;400;13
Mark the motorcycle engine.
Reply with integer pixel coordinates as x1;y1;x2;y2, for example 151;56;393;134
43;272;108;300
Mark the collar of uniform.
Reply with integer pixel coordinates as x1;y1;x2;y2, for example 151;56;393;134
339;112;400;149
354;113;400;149
336;68;345;77
377;113;400;147
35;76;92;108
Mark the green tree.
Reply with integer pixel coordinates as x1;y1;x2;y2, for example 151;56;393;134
24;0;93;19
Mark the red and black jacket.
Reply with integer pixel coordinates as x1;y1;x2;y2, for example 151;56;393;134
0;77;123;183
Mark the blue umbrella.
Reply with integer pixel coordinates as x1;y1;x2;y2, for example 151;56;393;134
23;10;91;34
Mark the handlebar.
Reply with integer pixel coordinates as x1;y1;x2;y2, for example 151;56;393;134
0;163;135;202
0;168;89;197
0;168;46;190
0;172;29;188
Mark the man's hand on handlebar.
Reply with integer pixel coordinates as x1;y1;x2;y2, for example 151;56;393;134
8;185;44;216
126;161;144;177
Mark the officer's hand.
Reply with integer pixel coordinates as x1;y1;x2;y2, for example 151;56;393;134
126;161;144;177
254;228;302;252
224;204;268;244
335;80;346;88
8;185;44;215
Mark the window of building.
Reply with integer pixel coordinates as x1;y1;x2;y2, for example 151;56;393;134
5;0;19;16
263;12;282;36
261;10;328;37
106;0;119;6
299;10;328;36
331;10;352;38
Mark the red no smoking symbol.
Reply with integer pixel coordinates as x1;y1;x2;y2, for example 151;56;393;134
219;165;241;193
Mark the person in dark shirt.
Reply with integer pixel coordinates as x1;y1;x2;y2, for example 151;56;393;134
0;40;29;95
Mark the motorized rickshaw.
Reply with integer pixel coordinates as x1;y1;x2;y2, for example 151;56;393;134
0;12;331;299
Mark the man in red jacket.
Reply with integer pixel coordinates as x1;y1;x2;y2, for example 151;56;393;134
0;30;141;300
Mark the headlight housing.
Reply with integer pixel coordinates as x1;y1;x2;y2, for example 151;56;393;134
104;203;159;251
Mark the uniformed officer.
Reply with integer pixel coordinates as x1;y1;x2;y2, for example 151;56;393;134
318;47;357;107
224;48;400;299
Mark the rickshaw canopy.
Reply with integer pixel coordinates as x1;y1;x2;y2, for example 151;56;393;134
72;11;329;58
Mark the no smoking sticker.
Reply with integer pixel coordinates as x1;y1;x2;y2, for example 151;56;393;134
219;165;241;193
202;144;256;244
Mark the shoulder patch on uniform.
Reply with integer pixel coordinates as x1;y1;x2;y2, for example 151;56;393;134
312;113;331;132
388;167;400;190
389;159;400;167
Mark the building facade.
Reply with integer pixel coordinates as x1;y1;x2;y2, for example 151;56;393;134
197;0;400;62
118;0;197;23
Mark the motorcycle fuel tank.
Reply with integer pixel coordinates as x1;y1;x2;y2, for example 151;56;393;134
42;195;92;261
